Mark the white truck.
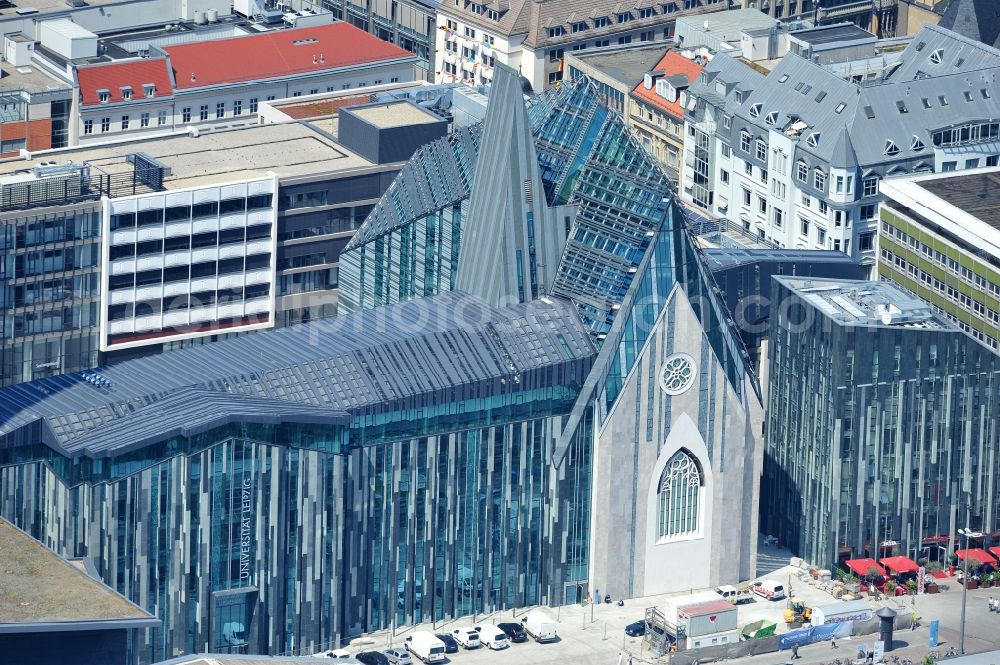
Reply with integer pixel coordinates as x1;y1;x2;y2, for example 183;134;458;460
521;610;558;643
404;631;446;663
715;585;754;604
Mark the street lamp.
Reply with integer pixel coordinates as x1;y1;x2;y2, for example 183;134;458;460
957;528;983;655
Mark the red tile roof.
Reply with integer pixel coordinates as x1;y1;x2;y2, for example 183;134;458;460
165;22;412;90
77;58;173;107
630;50;704;120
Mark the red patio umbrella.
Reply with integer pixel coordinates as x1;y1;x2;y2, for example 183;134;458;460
990;546;1000;561
845;558;886;578
880;556;920;574
955;548;998;566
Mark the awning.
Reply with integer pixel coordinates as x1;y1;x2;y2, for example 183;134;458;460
845;558;885;578
990;547;1000;560
880;556;920;574
922;535;949;544
956;548;997;566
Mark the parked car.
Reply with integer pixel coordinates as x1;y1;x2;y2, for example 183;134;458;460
383;648;412;665
434;633;459;653
451;627;481;649
497;622;527;643
322;649;353;659
472;623;509;650
356;652;389;665
404;631;446;663
751;579;786;601
520;610;558;642
625;620;646;637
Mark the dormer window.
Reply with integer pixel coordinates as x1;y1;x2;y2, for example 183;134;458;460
735;90;744;103
617;11;633;22
765;111;778;125
547;26;565;38
120;86;133;100
748;103;762;118
98;89;110;103
806;132;820;148
929;48;943;64
143;84;156;97
884;139;900;156
911;135;925;151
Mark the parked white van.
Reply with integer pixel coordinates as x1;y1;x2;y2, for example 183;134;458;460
520;610;558;642
404;631;446;663
751;579;786;600
472;623;510;650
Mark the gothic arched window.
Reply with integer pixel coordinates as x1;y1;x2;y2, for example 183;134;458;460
657;449;703;540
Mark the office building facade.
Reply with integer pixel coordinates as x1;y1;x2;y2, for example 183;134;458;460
682;24;1000;272
761;277;1000;568
0;293;596;662
878;169;1000;352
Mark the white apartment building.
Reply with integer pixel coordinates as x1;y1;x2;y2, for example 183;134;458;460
682;24;1000;273
434;0;728;92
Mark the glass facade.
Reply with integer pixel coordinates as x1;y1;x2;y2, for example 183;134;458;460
0;205;102;386
761;277;1000;569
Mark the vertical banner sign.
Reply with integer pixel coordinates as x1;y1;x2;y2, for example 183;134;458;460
239;476;254;584
929;620;939;648
872;642;884;663
917;566;925;595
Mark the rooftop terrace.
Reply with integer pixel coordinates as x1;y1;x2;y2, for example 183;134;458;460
780;277;951;329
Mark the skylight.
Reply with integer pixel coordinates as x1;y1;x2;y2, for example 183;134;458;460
806;132;820;147
884;139;900;156
929;48;943;64
749;103;762;118
910;135;925;151
835;102;846;113
765;111;778;125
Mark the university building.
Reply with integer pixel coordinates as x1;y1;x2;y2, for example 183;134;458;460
761;277;1000;569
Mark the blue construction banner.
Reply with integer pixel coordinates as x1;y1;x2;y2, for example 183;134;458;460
779;622;853;650
929;620;939;648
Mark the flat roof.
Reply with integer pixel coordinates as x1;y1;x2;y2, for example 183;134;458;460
777;277;953;330
0;0;118;17
676;8;776;42
790;23;874;46
347;101;441;128
0;122;376;190
678;599;737;616
567;42;672;86
0;61;72;96
917;170;1000;230
0;518;155;625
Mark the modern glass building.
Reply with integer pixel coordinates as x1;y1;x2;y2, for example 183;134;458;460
0;292;596;663
762;277;1000;569
345;63;766;603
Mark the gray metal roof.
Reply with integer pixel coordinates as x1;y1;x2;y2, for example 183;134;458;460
0;292;595;458
704;248;859;271
725;25;1000;167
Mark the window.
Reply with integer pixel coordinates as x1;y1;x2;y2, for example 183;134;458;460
765;111;778;125
465;27;476;38
742;187;751;207
722;115;732;130
121;115;130;130
199;105;209;121
755;139;766;161
657;450;702;540
143;84;156;97
801;192;811;207
744;160;753;175
140;112;150;127
988;155;999;166
549;48;564;62
157;110;167;126
618;35;632;44
250;98;259;114
835;175;844;193
965;158;979;169
861;204;876;219
720;169;729;184
796;161;807;182
234;100;243;116
800;218;809;236
884;139;899;156
760;169;768;184
640;30;654;41
819;200;828;214
863;176;879;197
548;71;562;84
813;169;826;191
721;144;731;158
773;208;783;228
942;161;957;172
572;21;588;32
749;103;762;118
758;195;767;214
806;132;820;147
547;26;565;38
594;16;610;27
929;48;943;64
84;120;93;135
859;231;874;252
735;90;744;104
639;7;655;18
216;102;225;119
740;131;752;153
101;117;110;132
182;107;192;123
